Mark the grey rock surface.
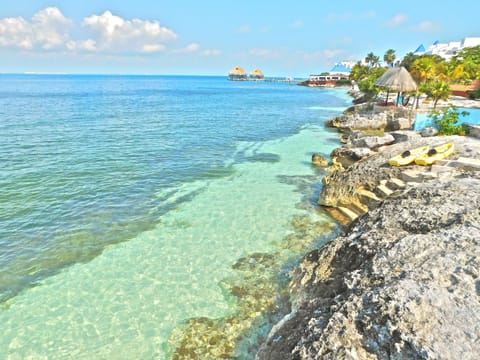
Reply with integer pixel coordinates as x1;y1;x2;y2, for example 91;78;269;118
467;124;480;139
420;126;439;137
389;130;422;143
352;134;395;149
258;136;480;360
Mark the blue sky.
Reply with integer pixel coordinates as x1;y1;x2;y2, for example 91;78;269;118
0;1;478;76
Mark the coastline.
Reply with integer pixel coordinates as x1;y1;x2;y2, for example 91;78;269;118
257;98;480;358
0;76;350;359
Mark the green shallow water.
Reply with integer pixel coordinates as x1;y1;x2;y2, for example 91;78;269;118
0;126;341;359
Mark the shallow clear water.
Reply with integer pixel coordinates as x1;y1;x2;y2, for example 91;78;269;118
0;75;349;358
414;107;480;130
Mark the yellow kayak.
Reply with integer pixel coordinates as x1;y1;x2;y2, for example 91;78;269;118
389;146;429;167
414;142;455;166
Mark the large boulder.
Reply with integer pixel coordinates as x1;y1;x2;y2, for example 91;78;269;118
390;130;422;143
387;116;413;131
466;124;480;139
421;126;439;137
351;133;395;149
330;146;373;168
328;112;388;131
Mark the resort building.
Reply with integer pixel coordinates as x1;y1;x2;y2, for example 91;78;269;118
249;68;264;80
414;37;480;60
308;62;352;86
228;66;247;81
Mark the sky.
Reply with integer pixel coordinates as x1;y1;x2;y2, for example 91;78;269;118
0;1;479;76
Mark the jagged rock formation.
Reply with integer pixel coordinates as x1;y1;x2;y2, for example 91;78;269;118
326;105;413;132
321;135;480;226
257;151;480;359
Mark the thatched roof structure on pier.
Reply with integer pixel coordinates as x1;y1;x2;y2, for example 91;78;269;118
228;66;247;81
250;68;264;79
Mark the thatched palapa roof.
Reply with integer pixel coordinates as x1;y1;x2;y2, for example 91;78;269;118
375;66;417;92
229;66;247;76
250;68;264;77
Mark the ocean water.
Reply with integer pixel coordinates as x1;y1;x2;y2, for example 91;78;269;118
0;75;350;358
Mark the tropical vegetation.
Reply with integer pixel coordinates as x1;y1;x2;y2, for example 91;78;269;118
428;106;469;135
350;45;480;105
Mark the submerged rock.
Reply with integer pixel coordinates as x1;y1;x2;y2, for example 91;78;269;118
311;153;329;167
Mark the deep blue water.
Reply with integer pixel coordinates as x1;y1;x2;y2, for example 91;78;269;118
0;75;350;303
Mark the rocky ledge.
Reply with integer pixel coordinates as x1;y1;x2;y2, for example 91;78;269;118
257;108;480;359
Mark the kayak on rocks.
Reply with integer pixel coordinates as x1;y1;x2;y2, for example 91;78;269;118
414;142;455;166
389;145;429;167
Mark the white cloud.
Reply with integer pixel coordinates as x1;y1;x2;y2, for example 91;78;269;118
291;20;303;29
172;42;221;57
173;42;201;54
412;20;440;33
0;7;72;50
237;24;251;33
66;39;97;52
0;7;177;54
301;49;344;61
80;11;177;53
387;14;409;27
142;44;166;53
249;48;280;58
201;49;222;56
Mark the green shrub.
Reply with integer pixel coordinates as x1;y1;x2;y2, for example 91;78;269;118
468;87;480;100
428;106;469;135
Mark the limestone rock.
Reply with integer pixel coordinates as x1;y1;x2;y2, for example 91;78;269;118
328;112;388;131
466;124;480;139
387;116;413;131
421;126;439;137
390;130;422;143
257;178;480;360
258;136;480;360
311;153;329;167
351;133;395;149
330;147;373;168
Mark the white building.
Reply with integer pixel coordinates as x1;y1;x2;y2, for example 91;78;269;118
309;62;352;85
414;37;480;60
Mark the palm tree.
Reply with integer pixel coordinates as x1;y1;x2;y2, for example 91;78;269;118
365;52;380;67
349;61;369;81
411;57;436;108
400;52;418;71
411;57;436;83
383;49;396;67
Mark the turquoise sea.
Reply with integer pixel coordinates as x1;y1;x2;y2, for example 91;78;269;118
0;75;350;359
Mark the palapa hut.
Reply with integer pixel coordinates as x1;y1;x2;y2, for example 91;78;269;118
249;68;264;80
228;66;247;81
375;66;417;106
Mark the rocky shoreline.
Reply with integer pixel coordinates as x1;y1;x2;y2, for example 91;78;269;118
257;103;480;359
